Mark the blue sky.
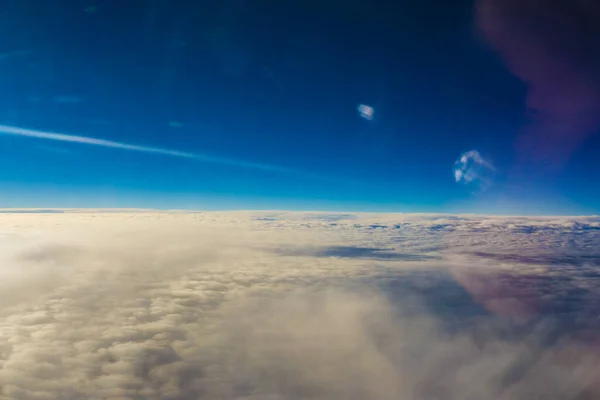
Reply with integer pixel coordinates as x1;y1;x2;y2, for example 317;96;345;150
0;0;599;214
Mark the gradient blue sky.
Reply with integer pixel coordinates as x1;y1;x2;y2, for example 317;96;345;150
0;0;599;214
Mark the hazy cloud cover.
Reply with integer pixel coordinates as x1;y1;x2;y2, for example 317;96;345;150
0;211;599;399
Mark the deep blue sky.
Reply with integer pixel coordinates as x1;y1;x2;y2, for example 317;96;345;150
0;0;598;214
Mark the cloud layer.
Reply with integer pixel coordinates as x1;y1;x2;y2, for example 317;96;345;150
0;211;599;399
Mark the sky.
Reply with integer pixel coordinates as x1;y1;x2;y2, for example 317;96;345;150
0;0;599;214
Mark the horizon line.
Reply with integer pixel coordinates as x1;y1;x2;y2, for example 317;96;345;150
0;207;596;218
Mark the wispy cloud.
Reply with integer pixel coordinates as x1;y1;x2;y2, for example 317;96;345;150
0;124;305;176
54;95;83;104
454;150;496;193
0;49;32;60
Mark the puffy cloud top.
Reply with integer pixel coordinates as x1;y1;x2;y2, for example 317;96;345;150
0;211;599;399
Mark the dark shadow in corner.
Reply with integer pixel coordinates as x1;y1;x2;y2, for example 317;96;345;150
364;266;600;389
273;245;439;261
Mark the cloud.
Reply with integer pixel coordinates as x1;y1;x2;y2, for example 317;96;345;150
0;124;307;177
357;104;375;120
476;0;600;169
0;49;32;60
53;95;83;104
168;121;184;129
0;212;599;398
454;150;496;192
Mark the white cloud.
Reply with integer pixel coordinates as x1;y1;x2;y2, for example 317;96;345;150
454;150;496;192
0;212;599;399
357;104;375;120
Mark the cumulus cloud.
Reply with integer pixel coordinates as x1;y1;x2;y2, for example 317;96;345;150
0;212;599;399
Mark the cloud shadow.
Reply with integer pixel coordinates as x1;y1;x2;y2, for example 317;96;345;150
273;245;439;261
468;251;600;269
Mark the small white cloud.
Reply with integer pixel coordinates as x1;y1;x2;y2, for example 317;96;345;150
357;104;374;120
454;168;463;182
454;150;496;192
